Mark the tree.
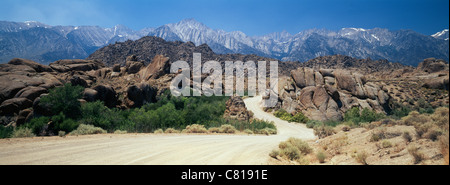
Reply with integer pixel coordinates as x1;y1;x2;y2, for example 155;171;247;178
40;83;84;119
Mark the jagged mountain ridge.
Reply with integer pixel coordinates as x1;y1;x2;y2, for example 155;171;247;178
145;19;448;66
1;19;448;66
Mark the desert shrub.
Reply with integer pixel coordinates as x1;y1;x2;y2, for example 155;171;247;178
286;137;312;154
408;145;425;164
71;124;105;135
210;118;276;134
278;137;312;161
182;124;208;133
369;128;400;142
39;83;84;118
218;124;237;134
439;132;449;165
401;111;431;126
355;151;369;165
316;150;327;163
269;149;280;159
164;128;180;134
417;98;434;114
0;125;14;139
280;144;301;160
255;128;277;135
313;125;335;139
403;131;413;142
244;129;254;135
423;127;443;141
431;107;449;129
339;125;351;132
208;127;221;133
382;140;393;148
11;127;35;138
70;124;107;135
58;131;66;137
114;130;128;134
306;120;322;128
154;129;164;134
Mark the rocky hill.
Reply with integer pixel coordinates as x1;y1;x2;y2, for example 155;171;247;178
87;36;301;76
299;55;410;74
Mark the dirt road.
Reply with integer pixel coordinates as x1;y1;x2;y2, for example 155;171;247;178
0;96;315;165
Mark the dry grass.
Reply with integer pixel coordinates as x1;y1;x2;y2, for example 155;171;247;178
114;130;128;134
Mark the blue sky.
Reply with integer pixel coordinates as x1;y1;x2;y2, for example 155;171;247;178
0;0;448;36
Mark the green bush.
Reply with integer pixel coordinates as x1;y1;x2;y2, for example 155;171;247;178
389;102;412;119
51;113;80;133
344;107;384;125
24;116;50;135
274;109;308;123
0;125;14;139
40;83;84;118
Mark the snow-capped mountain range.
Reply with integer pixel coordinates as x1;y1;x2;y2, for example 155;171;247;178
0;19;448;66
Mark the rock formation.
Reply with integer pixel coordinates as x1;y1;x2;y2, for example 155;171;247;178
279;67;391;121
224;96;252;121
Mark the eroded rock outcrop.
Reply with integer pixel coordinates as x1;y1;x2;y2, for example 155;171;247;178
224;96;252;121
281;67;390;121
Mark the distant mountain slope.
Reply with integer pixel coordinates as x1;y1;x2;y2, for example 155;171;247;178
1;19;448;66
0;21;151;64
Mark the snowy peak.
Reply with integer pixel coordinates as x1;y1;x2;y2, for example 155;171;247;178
432;29;449;40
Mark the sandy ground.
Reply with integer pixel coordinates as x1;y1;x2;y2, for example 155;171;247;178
0;96;316;165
